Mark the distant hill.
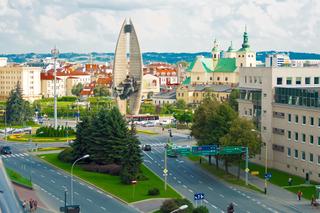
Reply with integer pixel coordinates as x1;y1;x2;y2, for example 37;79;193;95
1;51;320;65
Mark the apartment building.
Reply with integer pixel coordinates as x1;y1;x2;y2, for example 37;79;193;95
0;65;41;101
238;67;320;182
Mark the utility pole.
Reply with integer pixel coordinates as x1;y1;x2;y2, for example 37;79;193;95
4;110;7;143
264;143;268;194
164;143;168;191
245;146;249;186
51;47;59;129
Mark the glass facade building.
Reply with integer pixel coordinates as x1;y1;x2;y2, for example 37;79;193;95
274;87;320;108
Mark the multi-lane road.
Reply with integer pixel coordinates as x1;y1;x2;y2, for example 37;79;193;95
139;133;308;213
1;143;138;213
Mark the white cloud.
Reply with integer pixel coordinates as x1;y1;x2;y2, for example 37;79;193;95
0;0;319;53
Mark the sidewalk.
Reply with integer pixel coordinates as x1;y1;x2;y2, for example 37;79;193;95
13;183;55;213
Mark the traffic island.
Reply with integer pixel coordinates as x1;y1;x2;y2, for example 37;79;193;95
6;134;75;143
38;153;181;203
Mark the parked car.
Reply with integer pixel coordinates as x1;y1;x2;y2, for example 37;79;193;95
0;146;12;155
142;144;152;151
142;122;155;127
160;119;171;125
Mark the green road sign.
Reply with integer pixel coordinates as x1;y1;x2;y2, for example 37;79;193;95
219;146;244;155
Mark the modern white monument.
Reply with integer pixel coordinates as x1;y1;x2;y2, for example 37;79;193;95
112;19;143;115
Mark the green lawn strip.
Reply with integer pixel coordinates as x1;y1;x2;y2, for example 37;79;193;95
188;156;263;193
7;134;75;142
38;153;181;203
285;185;316;200
5;167;32;189
152;210;161;213
0;122;40;129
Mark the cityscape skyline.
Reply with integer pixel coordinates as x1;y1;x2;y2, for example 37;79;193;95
0;0;320;53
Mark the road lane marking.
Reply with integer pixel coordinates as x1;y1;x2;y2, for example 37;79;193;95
219;194;224;198
100;206;106;211
143;151;154;161
203;199;208;204
88;186;93;190
51;180;55;184
40;175;45;178
188;189;193;193
173;177;176;180
210;204;217;209
86;198;92;203
79;182;84;186
233;202;238;206
74;192;79;195
182;185;187;189
1;155;7;158
208;187;213;191
97;190;103;194
178;181;181;184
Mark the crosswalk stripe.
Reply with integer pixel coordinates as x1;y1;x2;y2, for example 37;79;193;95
1;155;7;158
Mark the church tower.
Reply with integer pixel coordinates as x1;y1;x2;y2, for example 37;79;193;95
224;41;236;58
236;26;256;67
211;39;220;68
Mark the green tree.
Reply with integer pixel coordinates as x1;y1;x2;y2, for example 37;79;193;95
220;117;262;176
94;85;110;97
160;103;175;114
5;82;32;125
228;89;240;112
193;206;209;213
71;83;83;96
175;99;187;109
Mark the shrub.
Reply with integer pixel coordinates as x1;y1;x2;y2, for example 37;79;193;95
58;96;77;102
148;187;160;196
192;206;209;213
160;199;178;213
58;147;75;163
136;172;149;181
81;163;122;175
36;126;75;137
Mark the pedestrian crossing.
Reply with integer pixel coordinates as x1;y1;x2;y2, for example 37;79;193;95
140;143;165;147
0;153;29;159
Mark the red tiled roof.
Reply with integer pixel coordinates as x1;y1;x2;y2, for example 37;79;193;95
97;77;112;85
40;73;62;80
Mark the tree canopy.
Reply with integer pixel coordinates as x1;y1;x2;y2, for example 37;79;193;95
94;85;110;97
71;83;83;96
5;82;32;125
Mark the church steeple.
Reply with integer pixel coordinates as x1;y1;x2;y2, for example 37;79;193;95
211;38;220;61
241;25;250;50
227;41;234;52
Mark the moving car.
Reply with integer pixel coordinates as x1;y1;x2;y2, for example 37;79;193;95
0;146;12;155
142;144;152;151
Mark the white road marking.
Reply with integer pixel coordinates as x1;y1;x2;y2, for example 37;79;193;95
233;202;238;206
88;186;93;190
51;180;55;184
100;206;106;211
97;190;103;194
1;155;7;158
178;181;181;184
188;189;193;193
204;199;208;204
40;175;45;178
144;160;151;163
198;180;202;184
143;151;154;161
79;182;84;186
182;185;187;189
173;177;177;180
208;187;213;191
211;204;217;209
219;194;224;198
74;192;79;195
86;198;92;203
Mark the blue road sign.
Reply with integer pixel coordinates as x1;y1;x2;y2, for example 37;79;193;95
194;193;205;201
192;145;218;155
264;173;272;179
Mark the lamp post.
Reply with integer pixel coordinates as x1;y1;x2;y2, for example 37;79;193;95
264;141;268;194
170;205;188;213
51;47;59;129
71;154;90;204
4;109;7;143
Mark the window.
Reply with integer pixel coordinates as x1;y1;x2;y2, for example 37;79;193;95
314;77;319;84
286;77;292;85
288;131;291;139
318;118;320;127
302;116;306;125
302;134;306;143
197;76;200;80
294;149;298;158
210;77;212;81
277;77;283;85
296;77;302;85
295;115;299;123
310;117;314;126
305;77;311;85
241;63;243;67
302;151;306;160
295;132;299;141
225;77;228;81
287;148;291;157
318;156;320;164
310;153;314;162
244;76;247;83
310;135;314;144
318;137;320;146
288;114;291;122
217;77;220;81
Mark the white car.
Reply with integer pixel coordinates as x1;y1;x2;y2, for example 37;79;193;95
160;119;171;125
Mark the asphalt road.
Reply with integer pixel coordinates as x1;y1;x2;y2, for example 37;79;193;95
138;133;304;213
1;143;138;213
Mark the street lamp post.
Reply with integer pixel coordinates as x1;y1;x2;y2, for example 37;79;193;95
51;47;59;129
4;110;7;143
264;142;268;194
170;205;188;213
71;154;90;204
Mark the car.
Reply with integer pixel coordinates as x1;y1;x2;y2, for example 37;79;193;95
142;122;155;127
0;146;12;155
142;144;152;151
160;119;171;125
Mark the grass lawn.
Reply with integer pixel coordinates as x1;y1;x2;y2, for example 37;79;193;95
188;156;263;193
34;147;66;152
5;167;32;188
38;153;181;203
0;122;40;129
240;162;318;200
7;134;75;143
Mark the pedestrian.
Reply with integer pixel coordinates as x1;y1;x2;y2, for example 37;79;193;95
297;190;303;201
288;177;292;186
29;199;33;212
34;200;38;212
227;203;234;213
311;194;315;207
22;200;27;211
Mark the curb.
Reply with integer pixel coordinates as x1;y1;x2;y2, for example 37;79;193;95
34;154;129;205
12;181;33;190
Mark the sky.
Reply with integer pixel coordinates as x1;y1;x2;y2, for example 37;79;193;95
0;0;319;54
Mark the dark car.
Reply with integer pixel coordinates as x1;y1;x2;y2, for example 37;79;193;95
0;146;12;155
142;144;152;151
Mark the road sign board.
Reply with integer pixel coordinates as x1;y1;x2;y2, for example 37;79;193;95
194;193;205;201
218;146;244;155
192;145;218;156
265;173;272;179
245;168;250;173
163;169;168;174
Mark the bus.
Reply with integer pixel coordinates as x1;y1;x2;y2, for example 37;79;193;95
126;115;160;125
